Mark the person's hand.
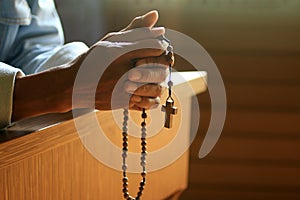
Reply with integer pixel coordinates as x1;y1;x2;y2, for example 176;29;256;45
72;27;172;110
12;11;174;122
72;10;173;111
101;10;160;41
103;11;174;110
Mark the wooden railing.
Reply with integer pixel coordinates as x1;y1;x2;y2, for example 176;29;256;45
0;71;207;200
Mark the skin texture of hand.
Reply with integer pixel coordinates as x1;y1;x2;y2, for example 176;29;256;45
100;10;174;110
91;29;171;110
12;10;174;122
71;36;170;111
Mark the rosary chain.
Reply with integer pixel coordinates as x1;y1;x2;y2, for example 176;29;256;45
122;35;173;200
165;38;174;101
167;51;174;100
122;108;147;200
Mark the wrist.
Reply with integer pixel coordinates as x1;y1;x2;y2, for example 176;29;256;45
12;63;79;121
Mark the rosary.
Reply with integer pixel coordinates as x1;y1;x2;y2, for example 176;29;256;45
121;36;177;200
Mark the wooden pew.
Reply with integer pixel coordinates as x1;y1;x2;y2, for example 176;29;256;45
0;71;207;200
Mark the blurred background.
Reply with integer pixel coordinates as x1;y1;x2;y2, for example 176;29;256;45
56;0;300;199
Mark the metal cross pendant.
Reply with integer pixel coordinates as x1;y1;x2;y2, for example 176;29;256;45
162;99;178;128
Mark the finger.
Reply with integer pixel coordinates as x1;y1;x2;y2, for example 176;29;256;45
130;104;143;111
135;54;173;68
122;10;159;31
130;94;142;103
125;81;164;97
125;38;169;60
106;27;165;42
89;38;168;63
130;96;160;110
127;67;169;83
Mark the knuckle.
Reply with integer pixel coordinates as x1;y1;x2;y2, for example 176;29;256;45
124;81;136;93
151;39;164;50
148;70;155;81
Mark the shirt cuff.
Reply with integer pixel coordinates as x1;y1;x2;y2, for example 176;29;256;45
34;42;89;73
0;62;24;129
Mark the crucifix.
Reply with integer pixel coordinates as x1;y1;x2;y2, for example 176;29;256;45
162;99;178;128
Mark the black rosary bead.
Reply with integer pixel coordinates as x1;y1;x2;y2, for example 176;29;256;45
141;112;147;119
137;191;143;197
141;121;146;127
123;182;128;188
123;142;128;148
139;186;144;191
140;181;145;187
141;172;146;178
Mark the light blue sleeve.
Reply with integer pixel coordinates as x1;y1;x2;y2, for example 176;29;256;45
0;0;89;129
0;63;24;129
1;0;88;74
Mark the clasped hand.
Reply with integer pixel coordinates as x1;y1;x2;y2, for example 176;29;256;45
73;11;174;111
12;11;174;122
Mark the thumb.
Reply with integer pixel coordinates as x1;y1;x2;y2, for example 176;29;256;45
122;10;159;31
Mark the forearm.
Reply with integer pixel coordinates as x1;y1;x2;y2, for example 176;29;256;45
12;64;78;122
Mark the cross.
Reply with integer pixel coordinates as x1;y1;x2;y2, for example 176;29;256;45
162;99;178;128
